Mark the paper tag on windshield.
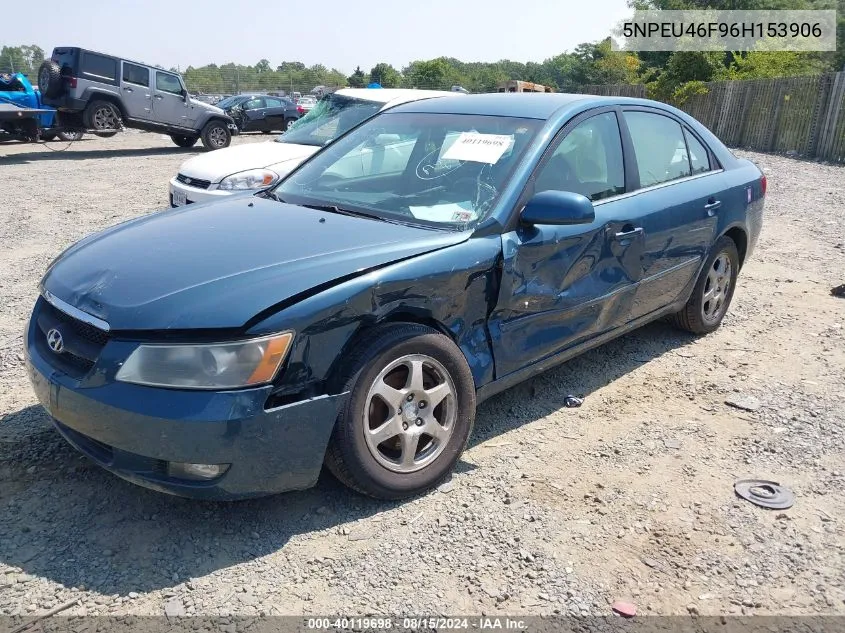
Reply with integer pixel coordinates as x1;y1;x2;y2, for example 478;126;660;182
409;202;477;223
440;132;512;164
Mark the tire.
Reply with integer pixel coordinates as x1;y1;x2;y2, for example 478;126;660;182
171;134;198;148
38;61;63;99
284;118;296;131
669;235;740;335
58;130;84;141
83;100;121;133
40;133;56;142
200;120;231;150
325;323;476;500
95;131;117;138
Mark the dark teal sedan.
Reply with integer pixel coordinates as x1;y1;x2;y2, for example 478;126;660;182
24;93;765;500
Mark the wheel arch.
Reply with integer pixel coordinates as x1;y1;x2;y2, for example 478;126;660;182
721;225;748;269
83;90;127;118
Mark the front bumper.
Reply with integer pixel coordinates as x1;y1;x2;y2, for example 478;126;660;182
169;177;235;207
24;304;346;499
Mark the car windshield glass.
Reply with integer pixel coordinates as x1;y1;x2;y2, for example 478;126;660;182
272;112;541;229
276;94;383;147
217;95;246;109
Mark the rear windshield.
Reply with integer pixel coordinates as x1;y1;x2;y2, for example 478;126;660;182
51;48;79;75
277;93;382;147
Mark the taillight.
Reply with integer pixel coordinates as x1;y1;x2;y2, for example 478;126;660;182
760;174;767;196
297;105;305;114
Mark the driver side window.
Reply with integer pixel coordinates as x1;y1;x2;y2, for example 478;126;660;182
534;112;625;201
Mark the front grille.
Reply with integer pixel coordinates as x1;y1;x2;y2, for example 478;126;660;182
35;298;109;379
176;173;211;190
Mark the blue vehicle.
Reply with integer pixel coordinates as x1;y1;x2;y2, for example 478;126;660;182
24;93;766;500
0;72;84;141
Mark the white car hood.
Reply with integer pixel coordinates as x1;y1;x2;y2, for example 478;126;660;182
178;141;320;182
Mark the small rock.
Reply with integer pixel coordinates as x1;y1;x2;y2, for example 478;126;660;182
164;599;185;618
128;592;139;599
612;600;637;618
725;394;761;412
663;438;682;450
438;480;455;494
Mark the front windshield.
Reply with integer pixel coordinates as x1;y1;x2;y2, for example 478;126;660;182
277;93;383;147
272;112;541;229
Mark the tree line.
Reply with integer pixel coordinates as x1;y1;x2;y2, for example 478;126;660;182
3;0;843;105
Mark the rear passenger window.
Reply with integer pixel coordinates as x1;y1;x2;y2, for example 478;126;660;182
684;129;711;174
534;112;625;201
81;53;116;81
264;98;283;107
624;111;691;187
122;63;149;87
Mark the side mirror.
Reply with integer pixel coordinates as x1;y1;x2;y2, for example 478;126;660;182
520;190;595;226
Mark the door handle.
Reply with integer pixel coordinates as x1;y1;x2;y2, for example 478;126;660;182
154;94;163;100
704;199;722;216
613;226;643;240
123;86;133;92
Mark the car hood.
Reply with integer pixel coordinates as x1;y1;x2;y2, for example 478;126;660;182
190;99;225;114
178;141;319;182
41;197;471;331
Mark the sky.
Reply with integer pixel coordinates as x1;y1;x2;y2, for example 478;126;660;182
7;0;633;74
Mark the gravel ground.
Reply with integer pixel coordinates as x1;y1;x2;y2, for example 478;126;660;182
0;132;843;618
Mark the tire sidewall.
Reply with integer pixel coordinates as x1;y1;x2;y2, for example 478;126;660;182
336;330;475;497
85;101;120;131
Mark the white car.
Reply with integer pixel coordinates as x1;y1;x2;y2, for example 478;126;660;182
169;88;462;207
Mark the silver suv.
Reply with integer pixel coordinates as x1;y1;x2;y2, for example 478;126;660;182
38;47;238;150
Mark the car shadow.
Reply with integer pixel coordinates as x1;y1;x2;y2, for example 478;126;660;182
0;146;198;165
0;321;695;596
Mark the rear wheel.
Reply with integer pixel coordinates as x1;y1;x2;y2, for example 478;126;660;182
325;324;476;500
84;100;121;134
669;235;739;335
171;134;198;148
200;120;231;150
40;132;56;142
284;118;296;131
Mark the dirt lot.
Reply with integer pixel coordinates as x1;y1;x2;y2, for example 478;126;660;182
0;132;843;618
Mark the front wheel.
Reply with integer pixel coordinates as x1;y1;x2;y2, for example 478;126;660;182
669;235;740;335
200;121;231;150
325;324;476;500
171;134;198;148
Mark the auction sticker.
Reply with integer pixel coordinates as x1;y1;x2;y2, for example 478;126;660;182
441;132;512;164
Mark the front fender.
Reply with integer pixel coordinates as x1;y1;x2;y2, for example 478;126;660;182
246;236;503;394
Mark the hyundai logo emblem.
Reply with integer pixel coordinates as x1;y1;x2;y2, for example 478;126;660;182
46;328;64;354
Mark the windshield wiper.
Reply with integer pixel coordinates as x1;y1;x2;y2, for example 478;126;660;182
300;203;393;223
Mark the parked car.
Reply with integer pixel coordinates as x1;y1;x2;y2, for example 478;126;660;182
37;47;238;150
297;95;318;112
24;93;765;500
222;94;301;134
169;88;460;207
0;72;84;141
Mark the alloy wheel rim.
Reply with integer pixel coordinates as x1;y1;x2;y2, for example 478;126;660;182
363;354;457;474
702;253;732;323
209;127;227;147
94;107;117;130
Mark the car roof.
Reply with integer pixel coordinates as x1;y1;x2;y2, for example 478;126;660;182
334;88;462;107
388;92;598;119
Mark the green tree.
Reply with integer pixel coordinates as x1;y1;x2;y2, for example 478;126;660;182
0;44;45;76
368;63;400;87
347;65;367;88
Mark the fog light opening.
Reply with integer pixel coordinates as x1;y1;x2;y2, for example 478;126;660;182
167;462;230;481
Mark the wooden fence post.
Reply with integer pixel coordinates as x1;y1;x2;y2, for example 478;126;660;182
817;71;845;161
807;74;833;159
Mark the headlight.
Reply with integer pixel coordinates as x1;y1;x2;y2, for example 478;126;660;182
217;169;280;191
115;332;293;389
